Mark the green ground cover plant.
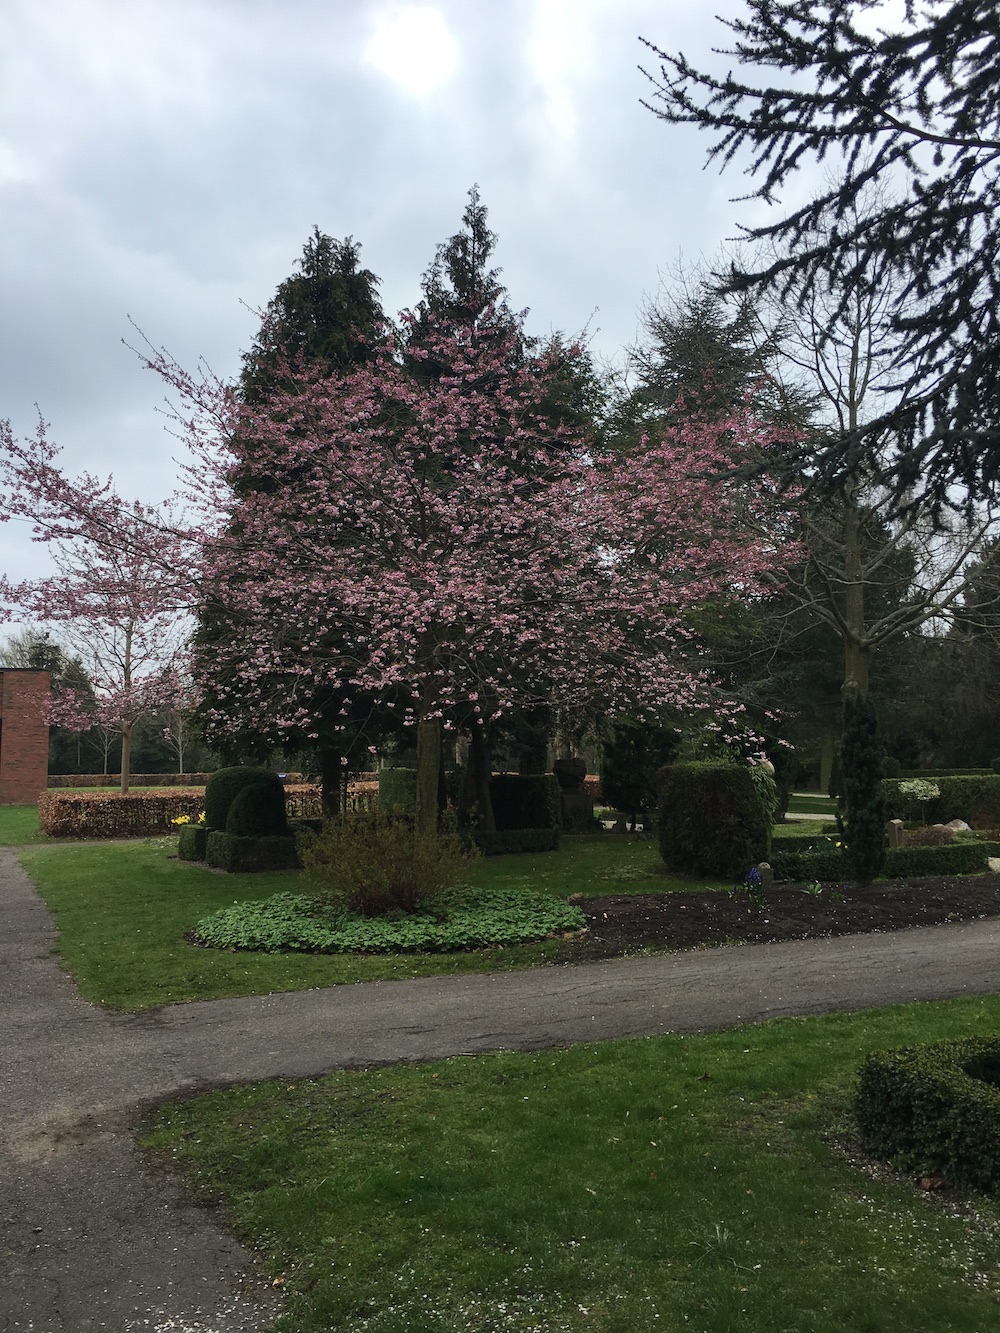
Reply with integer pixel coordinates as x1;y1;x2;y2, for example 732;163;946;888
193;887;585;954
16;835;704;1010
145;995;1000;1333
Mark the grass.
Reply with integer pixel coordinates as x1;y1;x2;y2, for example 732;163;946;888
15;835;727;1011
145;993;1000;1332
787;791;838;817
0;803;45;845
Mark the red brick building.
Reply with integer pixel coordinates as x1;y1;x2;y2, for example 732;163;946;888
0;669;50;804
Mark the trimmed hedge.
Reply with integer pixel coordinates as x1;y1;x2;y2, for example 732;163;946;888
39;790;205;838
378;767;416;815
205;831;301;873
177;824;208;860
226;780;289;837
770;840;1000;882
657;762;771;878
204;767;284;831
489;773;561;831
882;774;1000;827
856;1038;1000;1193
472;827;561;856
46;771;308;788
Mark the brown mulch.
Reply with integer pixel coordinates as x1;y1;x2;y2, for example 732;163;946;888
563;873;1000;963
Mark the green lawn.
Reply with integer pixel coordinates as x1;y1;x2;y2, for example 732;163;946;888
0;803;45;845
146;994;1000;1332
786;791;838;817
16;835;729;1011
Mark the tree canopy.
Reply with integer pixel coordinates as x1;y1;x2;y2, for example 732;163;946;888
642;0;1000;511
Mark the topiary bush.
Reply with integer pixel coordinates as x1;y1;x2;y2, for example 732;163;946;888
378;767;417;815
225;779;289;838
856;1038;1000;1193
205;831;301;873
204;767;284;831
299;812;475;917
178;824;208;861
657;762;771;878
489;774;561;831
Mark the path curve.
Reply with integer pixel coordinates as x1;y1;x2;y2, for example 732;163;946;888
3;848;1000;1330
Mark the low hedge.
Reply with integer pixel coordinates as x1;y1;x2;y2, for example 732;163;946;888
177;825;208;861
856;1038;1000;1193
205;831;301;873
770;840;1000;882
882;774;1000;827
46;772;307;788
39;790;205;838
472;827;561;856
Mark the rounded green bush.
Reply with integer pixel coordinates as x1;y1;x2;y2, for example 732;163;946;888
226;779;289;838
204;766;284;831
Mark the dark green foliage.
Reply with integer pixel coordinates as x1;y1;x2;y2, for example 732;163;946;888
747;765;778;827
770;841;1000;883
643;1;1000;509
378;768;417;815
472;828;561;856
881;756;903;779
856;1039;1000;1193
600;722;678;826
192;887;585;955
489;774;561;831
882;774;1000;827
657;762;771;878
841;696;886;886
177;825;208;861
239;229;384;406
226;780;289;838
204;767;284;831
205;831;301;874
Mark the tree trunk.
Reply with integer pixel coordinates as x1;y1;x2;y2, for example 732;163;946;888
319;744;343;818
468;714;496;832
415;709;442;838
119;723;132;795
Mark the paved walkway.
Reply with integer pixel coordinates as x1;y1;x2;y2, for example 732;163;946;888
3;848;1000;1331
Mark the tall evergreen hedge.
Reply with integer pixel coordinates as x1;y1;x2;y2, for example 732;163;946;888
656;762;771;878
489;774;561;831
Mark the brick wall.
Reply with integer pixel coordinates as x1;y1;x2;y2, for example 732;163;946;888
0;670;50;804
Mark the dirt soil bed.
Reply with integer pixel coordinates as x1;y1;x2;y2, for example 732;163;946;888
566;873;1000;961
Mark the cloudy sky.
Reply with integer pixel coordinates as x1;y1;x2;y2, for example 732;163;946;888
1;0;784;580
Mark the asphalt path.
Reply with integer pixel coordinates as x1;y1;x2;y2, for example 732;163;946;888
3;846;1000;1331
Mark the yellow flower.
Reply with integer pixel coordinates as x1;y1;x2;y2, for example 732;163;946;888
172;814;191;826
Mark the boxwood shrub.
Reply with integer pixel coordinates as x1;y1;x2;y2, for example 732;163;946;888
226;779;289;838
882;774;1000;827
657;762;770;878
205;830;301;873
856;1038;1000;1192
177;824;208;861
378;767;417;815
204;767;285;831
489;773;561;831
770;840;1000;882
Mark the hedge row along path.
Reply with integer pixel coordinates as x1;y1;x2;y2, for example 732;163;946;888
5;847;1000;1332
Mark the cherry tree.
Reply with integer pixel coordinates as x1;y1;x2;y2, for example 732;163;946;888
0;482;192;793
144;314;797;835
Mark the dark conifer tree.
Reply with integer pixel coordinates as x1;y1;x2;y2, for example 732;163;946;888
642;0;1000;510
839;692;887;886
